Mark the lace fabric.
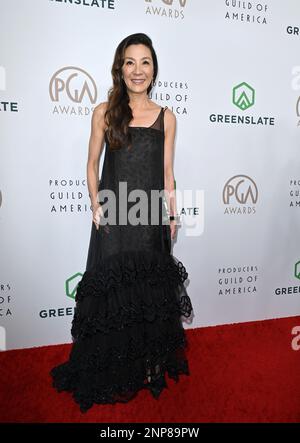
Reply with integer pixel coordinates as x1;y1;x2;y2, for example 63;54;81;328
50;106;193;413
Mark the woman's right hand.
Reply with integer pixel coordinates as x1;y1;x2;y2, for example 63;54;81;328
92;202;103;230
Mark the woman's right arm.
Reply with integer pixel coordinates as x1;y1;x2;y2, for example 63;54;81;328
87;102;107;227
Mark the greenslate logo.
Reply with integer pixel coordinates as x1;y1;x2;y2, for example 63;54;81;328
232;82;255;111
294;261;300;280
65;272;83;300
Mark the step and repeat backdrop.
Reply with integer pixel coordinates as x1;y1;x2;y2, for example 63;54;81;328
1;0;300;350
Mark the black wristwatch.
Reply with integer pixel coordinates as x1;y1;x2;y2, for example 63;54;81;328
169;214;179;221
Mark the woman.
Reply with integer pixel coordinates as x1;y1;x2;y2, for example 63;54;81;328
50;32;193;413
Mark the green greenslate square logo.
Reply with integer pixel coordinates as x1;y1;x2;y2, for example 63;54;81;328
232;82;255;111
294;261;300;280
65;273;83;300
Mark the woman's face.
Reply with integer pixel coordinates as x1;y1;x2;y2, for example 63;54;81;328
122;44;154;94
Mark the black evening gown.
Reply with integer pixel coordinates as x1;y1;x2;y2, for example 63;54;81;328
50;105;193;413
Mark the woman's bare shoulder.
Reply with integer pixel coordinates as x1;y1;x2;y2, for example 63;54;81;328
93;101;109;117
164;106;176;129
92;101;109;130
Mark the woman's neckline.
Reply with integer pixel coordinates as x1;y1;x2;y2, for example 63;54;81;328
128;106;163;129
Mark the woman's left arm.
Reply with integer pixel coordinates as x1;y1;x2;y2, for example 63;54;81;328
164;109;177;239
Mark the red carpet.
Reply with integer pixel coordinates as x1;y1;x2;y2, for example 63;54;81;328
0;316;300;423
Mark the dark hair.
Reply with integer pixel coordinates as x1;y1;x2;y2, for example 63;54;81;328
104;33;158;150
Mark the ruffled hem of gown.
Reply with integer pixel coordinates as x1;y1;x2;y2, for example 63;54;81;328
50;249;193;413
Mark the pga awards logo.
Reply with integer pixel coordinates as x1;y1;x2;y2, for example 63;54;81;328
49;66;98;115
223;175;258;215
